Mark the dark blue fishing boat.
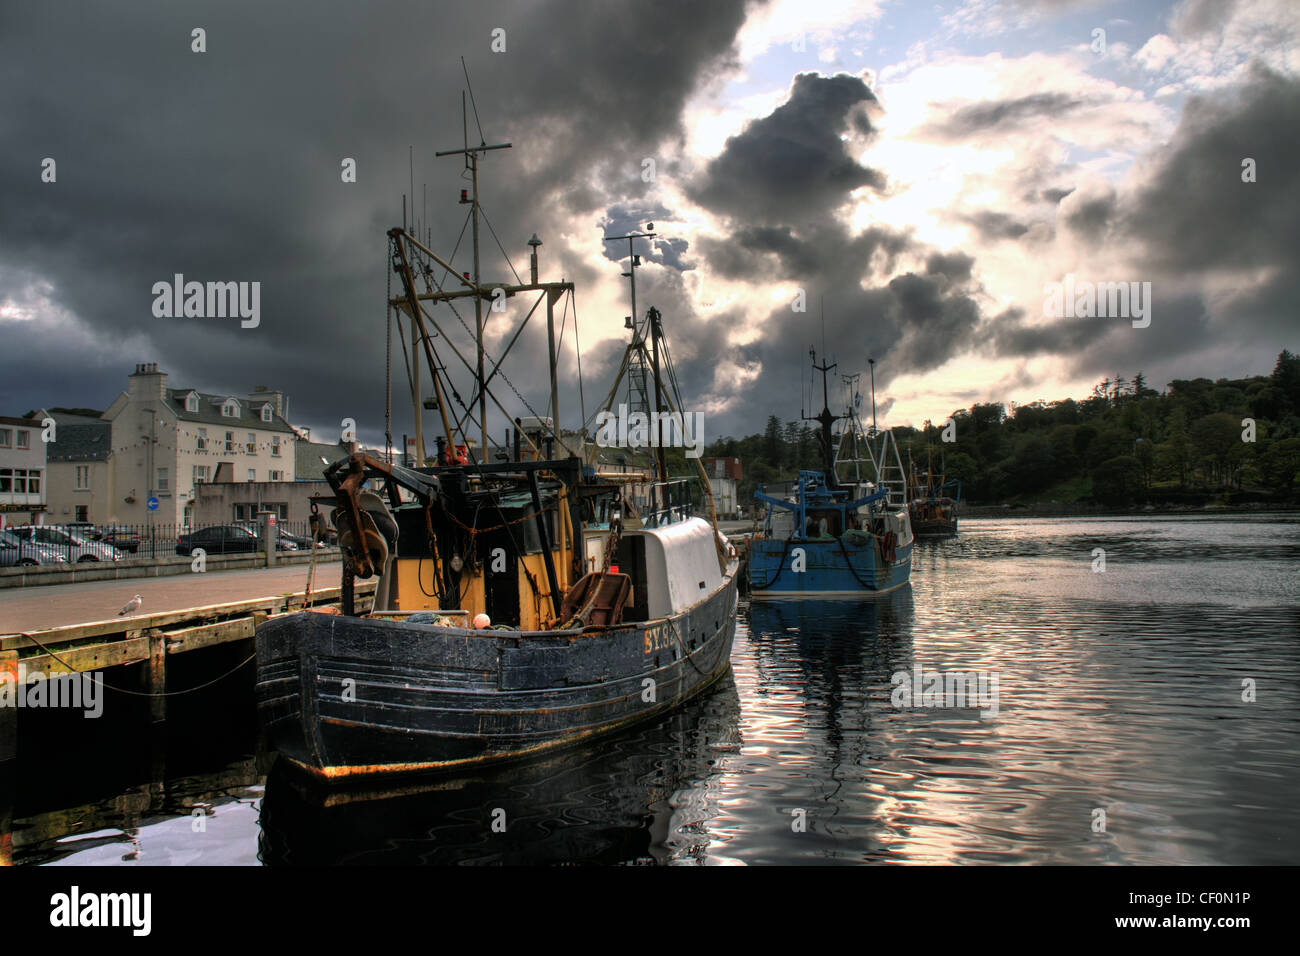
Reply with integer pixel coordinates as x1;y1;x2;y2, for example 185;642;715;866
747;353;912;596
256;125;738;781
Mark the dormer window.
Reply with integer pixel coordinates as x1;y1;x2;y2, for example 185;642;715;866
260;404;273;423
221;399;239;418
185;392;199;413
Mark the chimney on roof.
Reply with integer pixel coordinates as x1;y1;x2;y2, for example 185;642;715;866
128;362;168;403
247;386;284;417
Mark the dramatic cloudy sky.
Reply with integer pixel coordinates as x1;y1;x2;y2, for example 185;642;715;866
1;0;1296;447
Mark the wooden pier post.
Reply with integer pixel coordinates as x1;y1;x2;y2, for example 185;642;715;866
147;630;166;723
0;649;16;763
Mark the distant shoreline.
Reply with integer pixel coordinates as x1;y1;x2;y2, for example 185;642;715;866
961;503;1299;519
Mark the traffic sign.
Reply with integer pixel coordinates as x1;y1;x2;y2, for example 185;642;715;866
146;496;159;511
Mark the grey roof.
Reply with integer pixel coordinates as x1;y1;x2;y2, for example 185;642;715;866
45;411;105;425
295;439;348;481
164;389;297;434
46;421;111;462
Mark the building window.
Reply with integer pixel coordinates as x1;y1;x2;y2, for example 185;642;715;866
261;405;273;423
186;393;199;413
247;469;256;482
75;505;88;522
247;432;257;454
157;467;168;492
75;465;90;490
222;399;239;418
224;431;234;452
196;427;207;450
27;470;38;494
268;469;284;481
193;465;209;484
0;468;10;492
271;436;281;457
16;430;30;449
0;429;10;448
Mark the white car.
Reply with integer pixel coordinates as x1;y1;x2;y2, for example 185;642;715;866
0;529;70;566
8;525;123;562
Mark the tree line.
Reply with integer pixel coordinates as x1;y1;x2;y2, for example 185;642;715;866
703;351;1300;508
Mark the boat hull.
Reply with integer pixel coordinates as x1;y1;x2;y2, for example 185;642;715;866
255;566;739;780
747;537;912;596
910;516;958;536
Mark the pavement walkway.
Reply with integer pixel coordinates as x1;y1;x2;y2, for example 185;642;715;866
0;561;342;632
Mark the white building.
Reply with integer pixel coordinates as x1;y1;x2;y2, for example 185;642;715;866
41;364;301;527
0;415;47;525
41;412;112;525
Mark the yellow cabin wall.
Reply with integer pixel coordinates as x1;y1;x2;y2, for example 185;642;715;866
391;539;575;630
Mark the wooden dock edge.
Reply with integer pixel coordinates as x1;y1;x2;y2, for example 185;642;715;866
0;580;377;752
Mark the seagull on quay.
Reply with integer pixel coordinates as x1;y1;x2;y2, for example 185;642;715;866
118;594;143;616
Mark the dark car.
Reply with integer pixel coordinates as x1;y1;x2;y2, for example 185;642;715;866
231;520;300;551
176;525;261;556
98;525;142;552
272;527;317;549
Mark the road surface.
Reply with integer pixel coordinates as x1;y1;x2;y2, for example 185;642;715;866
0;562;342;632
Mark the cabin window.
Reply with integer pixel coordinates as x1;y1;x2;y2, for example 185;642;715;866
506;505;556;554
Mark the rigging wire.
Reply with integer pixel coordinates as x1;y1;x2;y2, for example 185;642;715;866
476;202;523;286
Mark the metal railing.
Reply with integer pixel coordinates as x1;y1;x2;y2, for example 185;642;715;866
0;519;335;565
637;478;696;528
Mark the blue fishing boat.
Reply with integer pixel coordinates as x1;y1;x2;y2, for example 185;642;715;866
747;353;913;596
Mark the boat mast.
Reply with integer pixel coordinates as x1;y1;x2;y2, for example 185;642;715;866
434;94;510;458
805;347;844;487
602;226;660;477
868;357;878;437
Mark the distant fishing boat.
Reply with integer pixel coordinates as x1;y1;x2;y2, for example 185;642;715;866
907;452;960;537
255;114;738;781
746;352;913;595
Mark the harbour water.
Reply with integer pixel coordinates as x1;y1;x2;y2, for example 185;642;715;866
11;514;1299;865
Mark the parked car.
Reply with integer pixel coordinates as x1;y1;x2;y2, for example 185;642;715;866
7;525;122;562
231;520;301;551
269;526;315;549
176;525;262;556
0;529;70;566
65;521;100;539
97;525;142;552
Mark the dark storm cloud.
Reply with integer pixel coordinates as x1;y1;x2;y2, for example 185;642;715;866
1120;65;1300;276
677;70;989;423
1040;187;1075;204
1062;187;1117;242
924;251;975;287
925;93;1086;139
985;290;1223;391
959;209;1032;241
0;0;756;441
981;65;1299;394
689;72;886;223
697;224;913;283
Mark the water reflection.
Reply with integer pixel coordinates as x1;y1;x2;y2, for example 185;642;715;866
8;515;1299;865
258;679;743;865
